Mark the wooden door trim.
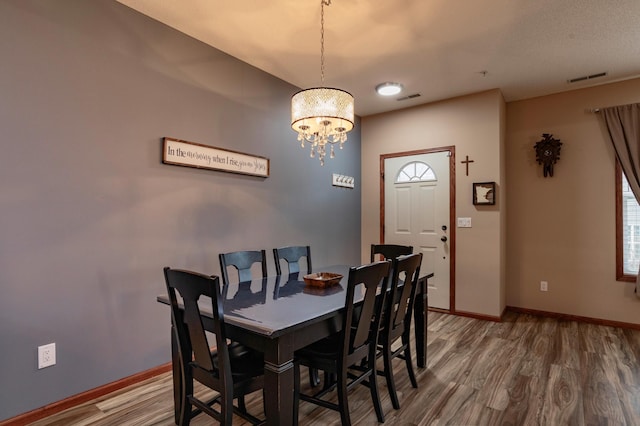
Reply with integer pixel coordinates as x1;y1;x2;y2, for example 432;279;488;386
379;146;456;312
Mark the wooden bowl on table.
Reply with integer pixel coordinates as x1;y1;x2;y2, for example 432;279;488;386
303;272;343;288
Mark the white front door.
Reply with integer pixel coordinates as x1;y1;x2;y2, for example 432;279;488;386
383;150;452;310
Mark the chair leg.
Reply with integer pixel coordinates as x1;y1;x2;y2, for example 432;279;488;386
171;328;183;426
222;393;234;425
403;337;418;388
179;398;191;426
368;354;385;423
383;345;400;410
238;395;247;413
323;371;336;391
293;361;300;426
309;367;320;387
337;368;351;426
180;364;193;426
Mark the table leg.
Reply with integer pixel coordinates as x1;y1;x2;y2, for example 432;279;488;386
414;275;429;368
263;340;296;426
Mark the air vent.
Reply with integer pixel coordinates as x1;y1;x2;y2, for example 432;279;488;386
568;72;608;84
397;93;421;101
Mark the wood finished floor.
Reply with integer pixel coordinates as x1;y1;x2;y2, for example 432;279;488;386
28;311;640;425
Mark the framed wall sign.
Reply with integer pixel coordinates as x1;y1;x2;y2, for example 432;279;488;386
473;182;496;205
162;137;270;178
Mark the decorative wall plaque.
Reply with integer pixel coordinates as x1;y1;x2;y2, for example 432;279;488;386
473;182;496;205
163;137;269;178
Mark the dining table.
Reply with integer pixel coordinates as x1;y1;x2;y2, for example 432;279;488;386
157;264;433;426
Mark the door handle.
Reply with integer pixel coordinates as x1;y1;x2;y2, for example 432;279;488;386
441;236;448;242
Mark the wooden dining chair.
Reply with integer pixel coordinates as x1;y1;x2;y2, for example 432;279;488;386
273;245;320;386
370;243;413;262
219;249;268;285
273;245;312;275
293;260;392;426
378;253;423;410
163;267;265;425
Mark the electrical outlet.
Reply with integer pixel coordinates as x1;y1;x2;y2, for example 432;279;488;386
457;217;472;228
540;281;548;292
38;343;56;369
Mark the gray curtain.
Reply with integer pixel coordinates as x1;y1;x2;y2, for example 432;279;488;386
601;103;640;297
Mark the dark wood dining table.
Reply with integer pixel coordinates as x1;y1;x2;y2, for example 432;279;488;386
157;264;433;426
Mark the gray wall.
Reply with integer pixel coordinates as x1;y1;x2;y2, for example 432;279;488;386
0;1;361;420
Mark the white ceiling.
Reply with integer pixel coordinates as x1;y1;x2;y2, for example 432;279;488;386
117;0;640;117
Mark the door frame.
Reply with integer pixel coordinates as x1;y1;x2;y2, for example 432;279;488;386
379;146;456;313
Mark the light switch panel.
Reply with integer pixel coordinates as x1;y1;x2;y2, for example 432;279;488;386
457;217;472;228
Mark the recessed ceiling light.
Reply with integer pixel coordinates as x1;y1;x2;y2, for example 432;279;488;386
375;82;403;96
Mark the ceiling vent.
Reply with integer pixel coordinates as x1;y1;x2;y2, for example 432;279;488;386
397;93;421;101
568;72;608;84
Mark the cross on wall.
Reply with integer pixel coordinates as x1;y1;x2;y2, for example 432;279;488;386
461;155;474;176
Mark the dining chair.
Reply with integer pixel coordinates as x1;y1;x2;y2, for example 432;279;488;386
273;245;312;276
273;245;320;387
370;243;413;262
293;260;392;426
163;267;265;425
219;249;268;285
378;252;423;410
217;250;269;391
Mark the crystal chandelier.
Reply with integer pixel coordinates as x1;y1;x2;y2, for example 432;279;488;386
291;0;354;166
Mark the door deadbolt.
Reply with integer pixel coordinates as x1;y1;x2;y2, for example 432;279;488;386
441;225;447;231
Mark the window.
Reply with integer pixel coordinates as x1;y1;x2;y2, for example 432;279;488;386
395;161;436;183
617;162;640;280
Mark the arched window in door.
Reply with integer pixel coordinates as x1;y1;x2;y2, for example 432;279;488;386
395;161;436;183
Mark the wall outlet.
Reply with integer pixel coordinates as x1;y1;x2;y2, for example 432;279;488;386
540;281;548;292
457;217;472;228
38;343;56;369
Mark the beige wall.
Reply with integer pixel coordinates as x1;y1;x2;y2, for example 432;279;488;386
362;79;640;324
361;89;506;318
506;78;640;324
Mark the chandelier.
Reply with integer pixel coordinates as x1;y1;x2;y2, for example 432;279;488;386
291;0;354;166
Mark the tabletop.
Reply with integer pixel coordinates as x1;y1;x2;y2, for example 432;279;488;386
157;264;357;338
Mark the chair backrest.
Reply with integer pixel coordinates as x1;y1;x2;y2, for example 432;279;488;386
370;244;413;262
219;250;268;285
384;253;423;341
342;261;391;363
273;245;312;275
163;267;231;382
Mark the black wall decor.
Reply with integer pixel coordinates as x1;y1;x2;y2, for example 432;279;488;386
534;133;562;177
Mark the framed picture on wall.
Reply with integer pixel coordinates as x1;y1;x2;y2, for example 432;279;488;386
473;182;496;205
162;137;270;178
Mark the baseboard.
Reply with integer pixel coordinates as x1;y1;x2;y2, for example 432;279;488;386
451;309;502;322
0;363;172;426
428;305;640;329
426;307;450;315
506;306;640;330
427;307;502;322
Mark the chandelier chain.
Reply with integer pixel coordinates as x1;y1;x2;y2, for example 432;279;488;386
320;0;331;84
